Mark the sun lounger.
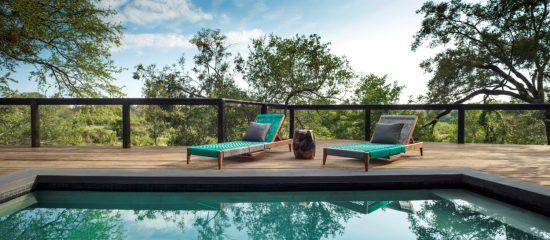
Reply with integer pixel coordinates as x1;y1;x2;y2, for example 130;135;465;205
323;115;423;171
187;113;292;169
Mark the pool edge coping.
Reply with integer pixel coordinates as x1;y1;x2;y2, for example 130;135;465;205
0;168;548;216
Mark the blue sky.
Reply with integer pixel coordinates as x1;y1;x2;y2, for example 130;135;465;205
13;0;437;101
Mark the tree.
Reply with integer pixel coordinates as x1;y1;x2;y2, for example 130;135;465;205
313;74;403;140
133;58;219;145
133;29;251;145
190;28;247;99
242;34;355;105
354;74;403;104
1;0;123;97
412;0;550;143
134;57;200;98
134;29;247;99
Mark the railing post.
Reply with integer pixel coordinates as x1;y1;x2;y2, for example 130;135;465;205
289;107;295;139
260;104;268;114
457;106;465;144
217;99;225;143
122;103;131;148
30;100;40;147
364;108;371;141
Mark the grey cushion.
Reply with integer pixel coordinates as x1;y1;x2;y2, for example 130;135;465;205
243;122;271;142
371;123;404;144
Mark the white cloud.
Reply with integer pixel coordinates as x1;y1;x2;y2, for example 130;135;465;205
115;29;263;51
226;29;263;45
101;0;129;8
105;0;213;25
116;33;193;51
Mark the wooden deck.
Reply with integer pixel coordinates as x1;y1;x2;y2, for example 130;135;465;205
0;140;549;185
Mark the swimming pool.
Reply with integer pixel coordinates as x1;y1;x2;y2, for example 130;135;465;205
0;189;548;239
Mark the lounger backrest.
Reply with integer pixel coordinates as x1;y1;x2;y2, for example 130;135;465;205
378;115;418;145
257;114;285;142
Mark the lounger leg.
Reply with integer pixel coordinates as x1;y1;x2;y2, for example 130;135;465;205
186;151;191;164
289;144;292;152
323;149;327;165
364;153;370;172
217;152;224;170
420;147;424;156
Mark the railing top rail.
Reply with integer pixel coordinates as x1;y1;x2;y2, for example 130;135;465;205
289;103;550;110
222;98;263;106
220;99;288;109
0;98;548;110
0;98;220;106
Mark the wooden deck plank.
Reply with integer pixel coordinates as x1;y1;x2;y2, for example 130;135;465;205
0;140;549;185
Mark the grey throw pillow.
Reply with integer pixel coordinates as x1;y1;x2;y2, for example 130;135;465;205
243;122;271;142
371;123;405;144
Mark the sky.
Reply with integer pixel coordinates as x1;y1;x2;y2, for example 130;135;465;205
13;0;439;102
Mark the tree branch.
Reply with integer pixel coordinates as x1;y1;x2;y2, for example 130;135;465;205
476;63;534;100
422;88;533;128
447;18;538;94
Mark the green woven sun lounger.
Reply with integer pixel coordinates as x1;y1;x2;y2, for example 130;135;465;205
188;141;269;158
325;142;406;160
187;114;292;169
323;115;424;171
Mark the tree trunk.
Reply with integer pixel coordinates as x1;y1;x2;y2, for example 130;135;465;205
545;110;550;145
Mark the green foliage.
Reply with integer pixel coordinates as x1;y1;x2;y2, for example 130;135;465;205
242;34;355;104
0;92;126;146
0;105;30;145
191;29;246;99
133;29;247;100
40;105;121;146
0;92;35;145
131;106;169;146
1;27;547;146
132;28;253;146
0;0;123;97
296;75;403;140
413;0;550;143
413;0;549;103
134;57;200;98
354;74;403;104
464;109;546;144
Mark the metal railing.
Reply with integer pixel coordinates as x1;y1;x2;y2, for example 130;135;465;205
288;103;550;144
0;98;548;147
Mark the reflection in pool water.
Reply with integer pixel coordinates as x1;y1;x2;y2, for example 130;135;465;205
0;190;548;239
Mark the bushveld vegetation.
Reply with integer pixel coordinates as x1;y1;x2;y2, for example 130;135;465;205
0;0;547;146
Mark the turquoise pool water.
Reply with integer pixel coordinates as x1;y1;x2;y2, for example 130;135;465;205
0;189;548;239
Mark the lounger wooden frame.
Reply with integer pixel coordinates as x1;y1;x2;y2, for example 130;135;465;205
187;114;292;170
323;115;424;171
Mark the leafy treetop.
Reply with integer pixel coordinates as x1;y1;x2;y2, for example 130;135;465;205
413;0;550;143
241;34;355;105
0;0;123;97
413;0;549;104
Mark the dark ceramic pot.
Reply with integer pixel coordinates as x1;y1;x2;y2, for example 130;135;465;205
293;130;316;159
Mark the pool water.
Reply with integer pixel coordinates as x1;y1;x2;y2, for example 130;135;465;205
0;189;548;239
